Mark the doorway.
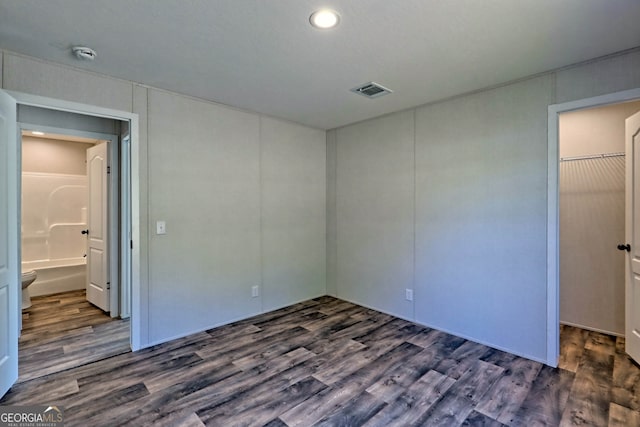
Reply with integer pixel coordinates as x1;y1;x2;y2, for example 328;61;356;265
17;122;130;382
547;87;640;366
559;102;640;336
557;101;640;373
0;90;140;397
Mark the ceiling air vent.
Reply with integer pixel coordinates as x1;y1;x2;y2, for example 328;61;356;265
350;82;393;99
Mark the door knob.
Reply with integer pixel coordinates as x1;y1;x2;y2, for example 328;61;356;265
81;229;89;235
617;243;631;252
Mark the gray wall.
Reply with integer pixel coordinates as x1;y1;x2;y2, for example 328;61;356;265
261;117;326;312
2;51;326;347
147;89;262;342
336;111;415;319
328;48;640;362
4;46;640;362
415;76;553;359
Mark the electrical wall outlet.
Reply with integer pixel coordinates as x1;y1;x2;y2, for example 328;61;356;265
252;285;260;298
405;288;413;301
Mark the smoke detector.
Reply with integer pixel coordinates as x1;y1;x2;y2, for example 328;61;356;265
350;82;392;98
72;46;97;61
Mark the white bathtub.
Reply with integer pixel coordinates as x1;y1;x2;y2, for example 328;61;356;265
22;257;86;297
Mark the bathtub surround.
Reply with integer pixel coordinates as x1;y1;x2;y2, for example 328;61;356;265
21;259;86;298
21;173;87;257
21;171;87;297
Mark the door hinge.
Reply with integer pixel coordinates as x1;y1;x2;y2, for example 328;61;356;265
130;240;133;249
107;282;111;290
107;166;111;174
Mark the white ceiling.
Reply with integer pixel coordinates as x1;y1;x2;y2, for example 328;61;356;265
0;0;638;130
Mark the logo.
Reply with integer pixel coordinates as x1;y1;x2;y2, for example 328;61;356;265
0;405;64;427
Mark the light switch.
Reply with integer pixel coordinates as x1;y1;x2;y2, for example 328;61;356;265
156;220;166;235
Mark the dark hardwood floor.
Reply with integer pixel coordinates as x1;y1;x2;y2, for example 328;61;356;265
18;289;130;382
2;295;639;426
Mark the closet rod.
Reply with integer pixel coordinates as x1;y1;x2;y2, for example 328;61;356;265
560;152;625;162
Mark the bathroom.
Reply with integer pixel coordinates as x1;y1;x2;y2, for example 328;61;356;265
16;105;132;382
21;131;95;308
18;104;127;312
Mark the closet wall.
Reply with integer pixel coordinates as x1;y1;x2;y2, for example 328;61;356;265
559;100;640;335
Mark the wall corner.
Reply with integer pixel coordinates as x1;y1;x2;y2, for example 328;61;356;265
0;50;4;89
326;128;338;297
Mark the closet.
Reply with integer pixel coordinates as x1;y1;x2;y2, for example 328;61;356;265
559;100;640;335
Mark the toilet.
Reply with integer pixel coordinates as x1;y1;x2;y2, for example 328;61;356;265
21;270;37;309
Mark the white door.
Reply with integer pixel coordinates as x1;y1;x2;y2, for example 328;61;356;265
0;90;18;397
86;142;110;312
625;110;640;364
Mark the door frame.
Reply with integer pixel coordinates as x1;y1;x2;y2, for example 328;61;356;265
547;87;640;366
18;124;120;316
1;90;18;398
8;90;141;351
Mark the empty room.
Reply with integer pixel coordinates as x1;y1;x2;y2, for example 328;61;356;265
1;1;640;426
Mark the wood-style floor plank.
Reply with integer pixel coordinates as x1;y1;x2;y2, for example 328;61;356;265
280;341;423;427
365;344;448;404
584;330;617;356
560;349;614;426
611;335;640;411
510;365;575;426
363;369;455;427
558;324;590;373
200;376;327;427
313;391;387;427
417;360;504;427
3;298;640;426
17;290;130;383
463;411;508;427
609;402;640;427
116;347;317;427
475;357;542;424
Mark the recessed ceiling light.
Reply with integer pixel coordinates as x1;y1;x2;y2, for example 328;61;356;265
31;131;45;136
309;9;340;29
